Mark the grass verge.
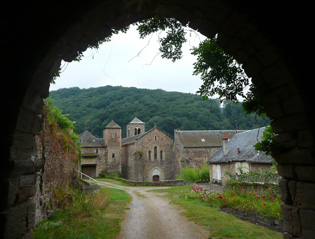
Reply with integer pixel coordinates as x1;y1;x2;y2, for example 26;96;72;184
33;186;131;239
152;185;283;239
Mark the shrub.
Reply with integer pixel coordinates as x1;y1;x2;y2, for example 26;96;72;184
176;163;209;181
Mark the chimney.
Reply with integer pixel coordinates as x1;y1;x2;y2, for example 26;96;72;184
223;135;229;155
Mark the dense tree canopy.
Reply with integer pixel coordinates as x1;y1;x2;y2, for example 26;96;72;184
49;86;270;138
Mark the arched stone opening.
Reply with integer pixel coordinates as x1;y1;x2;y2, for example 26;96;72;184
150;167;164;182
152;168;161;182
2;1;314;238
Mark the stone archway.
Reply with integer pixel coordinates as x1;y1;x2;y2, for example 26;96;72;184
2;1;314;238
152;168;162;182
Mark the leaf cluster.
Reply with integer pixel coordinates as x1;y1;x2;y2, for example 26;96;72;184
136;17;186;62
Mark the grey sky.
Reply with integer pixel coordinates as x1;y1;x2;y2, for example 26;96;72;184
49;25;206;94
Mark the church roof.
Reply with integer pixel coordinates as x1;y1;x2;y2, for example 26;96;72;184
128;117;144;124
79;130;105;147
104;120;121;129
175;130;242;148
208;127;273;164
121;126;172;146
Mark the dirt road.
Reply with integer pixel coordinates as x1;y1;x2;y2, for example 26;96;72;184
97;181;210;239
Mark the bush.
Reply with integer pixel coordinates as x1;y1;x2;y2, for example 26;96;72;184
177;163;209;181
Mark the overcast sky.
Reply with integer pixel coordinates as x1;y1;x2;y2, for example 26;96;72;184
49;25;207;94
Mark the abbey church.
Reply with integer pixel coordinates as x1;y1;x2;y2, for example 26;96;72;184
80;117;241;181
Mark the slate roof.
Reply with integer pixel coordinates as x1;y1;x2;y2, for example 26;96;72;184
121;126;172;146
208;127;273;164
128;117;144;124
104;120;121;129
175;130;242;148
79;130;105;147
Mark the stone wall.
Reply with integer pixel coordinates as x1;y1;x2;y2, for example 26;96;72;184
103;127;122;173
80;147;106;177
32;115;78;227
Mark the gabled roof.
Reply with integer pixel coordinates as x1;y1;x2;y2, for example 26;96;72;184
208;127;273;164
128;117;144;124
175;130;242;148
79;130;105;147
121;126;172;146
104;120;121;129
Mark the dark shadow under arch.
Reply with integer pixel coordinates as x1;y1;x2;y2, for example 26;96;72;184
1;1;314;238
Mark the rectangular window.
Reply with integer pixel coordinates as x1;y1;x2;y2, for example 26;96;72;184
148;151;151;160
154;146;157;160
160;150;163;160
96;149;98;153
112;153;115;158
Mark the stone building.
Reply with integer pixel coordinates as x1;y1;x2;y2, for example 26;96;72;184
173;130;241;173
80;118;272;184
79;117;176;181
208;127;273;186
79;130;106;178
121;122;175;181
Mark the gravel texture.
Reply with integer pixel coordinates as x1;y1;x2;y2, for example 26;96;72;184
97;181;210;239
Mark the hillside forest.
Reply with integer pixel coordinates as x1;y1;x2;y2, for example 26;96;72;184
49;86;270;138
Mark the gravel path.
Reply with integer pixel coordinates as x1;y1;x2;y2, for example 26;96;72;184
97;181;210;239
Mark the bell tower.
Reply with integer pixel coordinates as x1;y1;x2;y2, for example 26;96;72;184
126;117;145;137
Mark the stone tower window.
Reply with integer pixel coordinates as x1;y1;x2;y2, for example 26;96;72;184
160;150;163;160
154;135;157;141
154;146;157;160
148;150;151;160
134;127;141;135
112;153;115;158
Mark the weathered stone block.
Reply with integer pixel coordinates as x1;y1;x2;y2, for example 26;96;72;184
278;165;294;180
279;178;292;204
294;165;315;183
281;203;301;237
289;181;315;210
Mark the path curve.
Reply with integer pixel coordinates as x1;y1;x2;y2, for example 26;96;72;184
97;181;210;239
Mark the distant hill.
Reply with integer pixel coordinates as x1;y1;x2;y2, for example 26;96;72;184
49;86;270;138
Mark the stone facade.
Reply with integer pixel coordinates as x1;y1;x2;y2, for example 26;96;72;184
121;126;176;181
80;130;106;178
80;118;177;182
173;130;241;174
208;128;273;186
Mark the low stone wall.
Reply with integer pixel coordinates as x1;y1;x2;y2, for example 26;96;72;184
80;179;100;194
107;177;196;186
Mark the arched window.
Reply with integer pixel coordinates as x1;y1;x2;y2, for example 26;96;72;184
160;150;163;160
154;146;157;160
148;150;151;160
138;128;141;134
134;128;138;135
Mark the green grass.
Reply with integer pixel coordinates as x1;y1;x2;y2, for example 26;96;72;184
33;186;132;239
152;185;283;239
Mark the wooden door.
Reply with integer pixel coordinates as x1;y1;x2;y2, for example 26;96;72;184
153;175;160;182
82;165;96;178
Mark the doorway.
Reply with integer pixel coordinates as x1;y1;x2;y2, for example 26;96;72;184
153;175;160;182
